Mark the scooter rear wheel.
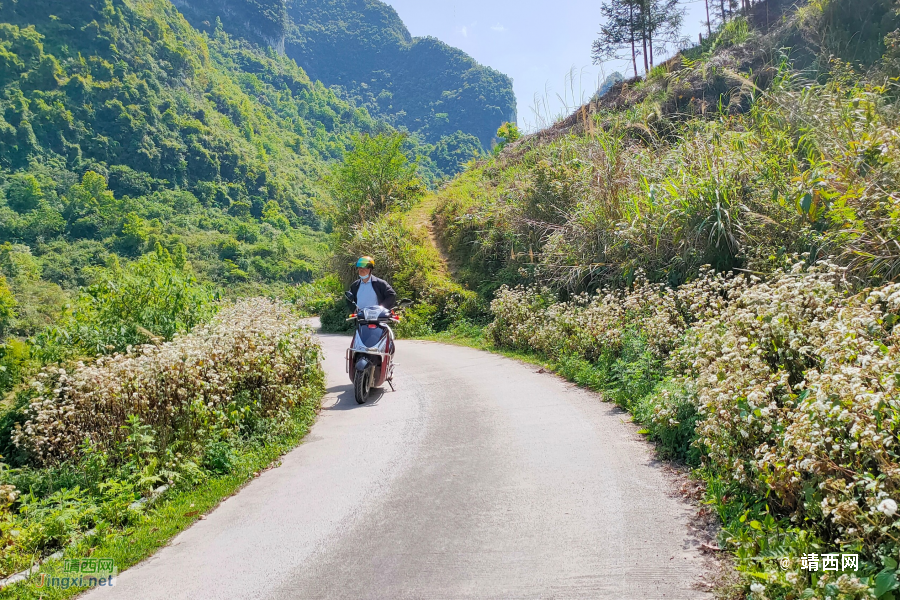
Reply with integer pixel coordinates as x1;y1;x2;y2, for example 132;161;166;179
354;368;371;404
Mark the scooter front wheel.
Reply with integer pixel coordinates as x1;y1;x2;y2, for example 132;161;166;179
354;368;371;404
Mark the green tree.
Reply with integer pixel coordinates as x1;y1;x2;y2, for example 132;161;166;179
0;275;16;339
64;171;118;239
594;0;684;76
431;131;482;177
6;172;42;213
643;0;685;69
34;246;218;359
117;213;149;255
172;242;188;269
21;204;65;242
328;132;423;231
229;201;252;219
0;242;41;281
594;0;642;76
262;200;290;230
494;122;521;154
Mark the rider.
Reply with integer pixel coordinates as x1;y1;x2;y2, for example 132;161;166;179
348;256;397;310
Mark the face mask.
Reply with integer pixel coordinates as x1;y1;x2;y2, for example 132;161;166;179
359;274;370;281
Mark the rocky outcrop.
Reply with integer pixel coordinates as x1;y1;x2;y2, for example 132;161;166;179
173;0;286;53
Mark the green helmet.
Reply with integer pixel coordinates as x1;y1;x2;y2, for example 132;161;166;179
355;256;375;269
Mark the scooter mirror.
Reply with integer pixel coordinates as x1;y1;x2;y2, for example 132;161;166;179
399;298;413;307
344;291;354;304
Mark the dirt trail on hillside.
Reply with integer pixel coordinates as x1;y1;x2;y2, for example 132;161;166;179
406;195;459;277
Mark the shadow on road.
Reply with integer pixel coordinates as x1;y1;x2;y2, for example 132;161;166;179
324;384;387;410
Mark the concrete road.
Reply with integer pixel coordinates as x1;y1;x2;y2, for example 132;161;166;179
88;331;712;599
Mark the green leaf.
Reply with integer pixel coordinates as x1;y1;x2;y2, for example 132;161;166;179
636;429;650;435
746;571;769;578
885;557;898;570
749;520;762;530
875;569;898;597
800;193;813;214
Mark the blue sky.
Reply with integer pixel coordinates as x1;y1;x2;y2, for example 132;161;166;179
382;0;710;131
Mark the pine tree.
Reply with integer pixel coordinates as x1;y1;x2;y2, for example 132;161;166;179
704;0;712;37
594;0;684;76
592;0;642;78
644;0;686;68
716;0;741;24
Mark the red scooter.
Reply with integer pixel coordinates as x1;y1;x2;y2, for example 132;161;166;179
344;292;410;404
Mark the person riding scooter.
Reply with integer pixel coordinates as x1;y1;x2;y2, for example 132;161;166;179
345;256;400;403
348;256;397;310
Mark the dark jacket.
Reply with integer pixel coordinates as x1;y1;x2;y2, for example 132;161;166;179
349;275;397;309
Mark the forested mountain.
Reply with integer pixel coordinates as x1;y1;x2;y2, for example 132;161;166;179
176;0;517;157
172;0;289;50
0;0;353;572
0;0;370;221
0;0;382;344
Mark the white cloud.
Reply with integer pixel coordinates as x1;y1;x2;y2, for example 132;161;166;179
457;22;478;38
491;24;507;33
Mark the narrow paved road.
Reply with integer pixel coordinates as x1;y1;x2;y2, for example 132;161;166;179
88;330;712;599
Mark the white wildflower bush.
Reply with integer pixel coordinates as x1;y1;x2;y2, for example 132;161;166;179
0;297;324;578
12;298;324;466
673;263;849;481
487;262;900;597
678;265;900;549
488;267;734;360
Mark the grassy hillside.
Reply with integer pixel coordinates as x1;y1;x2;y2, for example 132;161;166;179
417;1;900;597
435;1;900;296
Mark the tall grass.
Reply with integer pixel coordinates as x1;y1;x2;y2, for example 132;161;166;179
436;71;900;294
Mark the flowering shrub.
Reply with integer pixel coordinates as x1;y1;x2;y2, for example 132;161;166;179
487;266;733;363
12;298;324;466
677;264;900;563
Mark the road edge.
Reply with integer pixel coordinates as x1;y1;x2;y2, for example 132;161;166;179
414;331;743;599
